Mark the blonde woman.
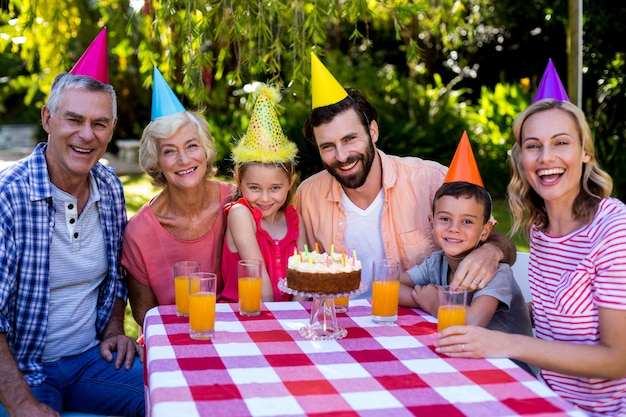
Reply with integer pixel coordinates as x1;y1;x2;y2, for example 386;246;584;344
436;99;626;416
121;72;233;326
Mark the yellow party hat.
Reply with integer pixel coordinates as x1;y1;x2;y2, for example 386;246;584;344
311;52;348;109
232;84;298;164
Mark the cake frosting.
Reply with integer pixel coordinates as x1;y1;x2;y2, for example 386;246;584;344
286;250;362;294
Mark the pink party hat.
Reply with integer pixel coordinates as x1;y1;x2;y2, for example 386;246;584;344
151;67;185;120
532;59;569;103
69;27;109;84
443;131;484;187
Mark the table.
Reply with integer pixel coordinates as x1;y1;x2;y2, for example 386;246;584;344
144;300;585;417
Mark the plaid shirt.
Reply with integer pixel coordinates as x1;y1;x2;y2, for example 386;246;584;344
0;143;128;385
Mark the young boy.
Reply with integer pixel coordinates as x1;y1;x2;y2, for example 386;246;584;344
399;134;535;375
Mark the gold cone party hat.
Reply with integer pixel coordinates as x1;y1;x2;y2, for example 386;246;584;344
443;131;484;187
231;84;298;164
311;52;348;109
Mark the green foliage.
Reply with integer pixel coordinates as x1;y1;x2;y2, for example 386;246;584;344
1;0;625;199
465;83;530;197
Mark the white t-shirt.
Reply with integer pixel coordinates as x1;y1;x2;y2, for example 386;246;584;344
341;188;385;299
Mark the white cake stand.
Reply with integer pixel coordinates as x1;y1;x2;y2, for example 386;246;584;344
278;278;369;340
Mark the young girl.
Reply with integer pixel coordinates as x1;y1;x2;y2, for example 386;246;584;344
220;85;305;302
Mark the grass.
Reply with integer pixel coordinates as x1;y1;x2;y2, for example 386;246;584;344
491;198;529;252
119;174;157;338
118;173;528;338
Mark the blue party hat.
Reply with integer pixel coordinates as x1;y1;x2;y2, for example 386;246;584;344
532;59;570;103
151;67;185;120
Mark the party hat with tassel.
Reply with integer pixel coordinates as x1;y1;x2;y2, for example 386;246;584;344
231;84;298;164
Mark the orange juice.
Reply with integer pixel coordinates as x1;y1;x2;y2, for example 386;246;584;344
175;276;201;315
238;277;262;314
189;292;216;333
334;296;349;313
335;296;349;307
372;280;400;317
437;305;467;331
175;276;190;315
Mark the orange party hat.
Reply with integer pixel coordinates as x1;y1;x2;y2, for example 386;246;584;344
69;27;109;84
311;52;348;109
443;131;484;187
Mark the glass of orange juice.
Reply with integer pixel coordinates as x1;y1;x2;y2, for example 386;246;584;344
174;260;200;317
437;285;468;331
371;259;401;324
238;260;263;317
334;296;349;313
188;272;217;340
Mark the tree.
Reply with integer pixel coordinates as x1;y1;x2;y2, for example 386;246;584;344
1;0;624;198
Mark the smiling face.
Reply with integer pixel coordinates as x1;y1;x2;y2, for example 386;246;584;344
314;109;377;190
431;194;492;258
237;163;295;220
41;88;116;188
520;108;590;211
157;123;208;189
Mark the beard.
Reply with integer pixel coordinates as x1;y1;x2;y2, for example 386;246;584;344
323;139;376;189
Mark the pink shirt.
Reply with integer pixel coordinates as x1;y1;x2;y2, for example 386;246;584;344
530;197;626;416
121;181;233;304
294;149;446;272
221;198;298;303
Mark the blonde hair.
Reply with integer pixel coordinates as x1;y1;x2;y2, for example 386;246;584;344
232;161;298;211
139;111;218;187
507;99;613;239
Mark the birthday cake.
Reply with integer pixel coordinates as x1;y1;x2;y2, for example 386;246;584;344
287;248;362;294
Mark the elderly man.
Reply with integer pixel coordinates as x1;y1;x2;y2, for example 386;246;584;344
0;30;144;417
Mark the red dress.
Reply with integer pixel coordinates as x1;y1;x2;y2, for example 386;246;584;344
220;198;299;302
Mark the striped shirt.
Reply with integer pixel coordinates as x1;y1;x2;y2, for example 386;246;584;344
530;197;626;416
0;143;127;386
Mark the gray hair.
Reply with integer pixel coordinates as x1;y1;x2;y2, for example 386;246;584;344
46;72;117;118
139;111;218;187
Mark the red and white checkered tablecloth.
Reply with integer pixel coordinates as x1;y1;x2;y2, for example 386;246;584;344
144;300;584;417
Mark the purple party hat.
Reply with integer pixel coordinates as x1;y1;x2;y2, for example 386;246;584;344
532;59;570;103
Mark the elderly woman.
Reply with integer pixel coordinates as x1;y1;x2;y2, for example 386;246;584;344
121;110;233;327
435;99;626;416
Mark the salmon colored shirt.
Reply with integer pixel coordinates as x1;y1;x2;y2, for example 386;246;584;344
121;181;234;304
294;150;446;272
